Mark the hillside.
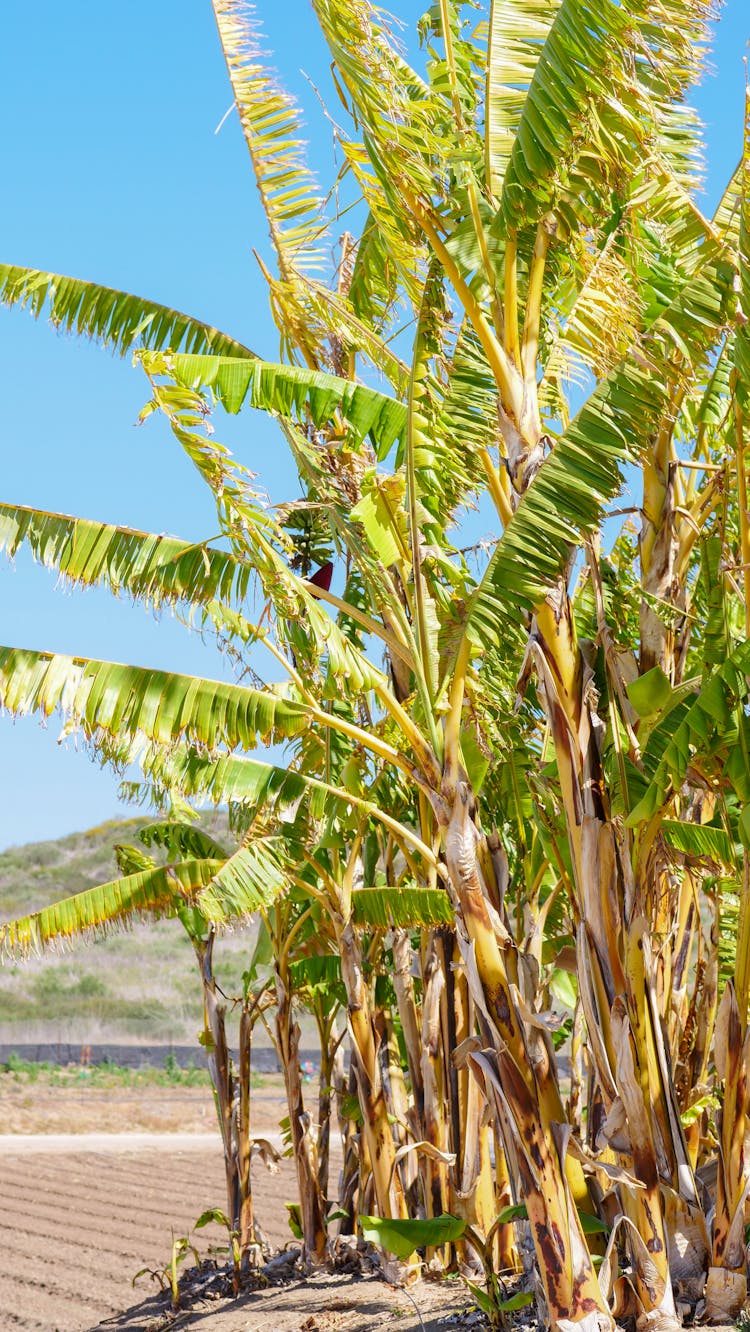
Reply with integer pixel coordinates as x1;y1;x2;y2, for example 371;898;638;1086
0;814;258;1047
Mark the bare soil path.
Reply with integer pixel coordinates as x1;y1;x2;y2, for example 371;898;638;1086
0;1078;285;1136
0;1133;252;1155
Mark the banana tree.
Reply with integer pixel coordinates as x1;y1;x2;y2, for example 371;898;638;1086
114;822;276;1275
0;816;291;1261
2;2;750;1329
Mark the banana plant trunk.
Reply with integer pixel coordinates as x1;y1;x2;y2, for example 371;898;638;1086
392;928;425;1129
419;931;450;1222
336;914;409;1224
315;1023;335;1208
706;980;750;1320
335;1057;362;1234
193;931;250;1271
439;783;614;1331
531;595;701;1328
274;968;328;1264
236;1004;260;1263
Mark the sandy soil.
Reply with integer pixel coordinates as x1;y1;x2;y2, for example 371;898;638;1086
0;1132;260;1154
0;1078;287;1135
1;1139;255;1330
0;1082;479;1332
109;1269;477;1332
2;1136;381;1332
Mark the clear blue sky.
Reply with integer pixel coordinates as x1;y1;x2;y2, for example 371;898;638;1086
0;1;747;851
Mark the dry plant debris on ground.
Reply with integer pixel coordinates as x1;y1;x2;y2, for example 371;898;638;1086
105;1268;479;1332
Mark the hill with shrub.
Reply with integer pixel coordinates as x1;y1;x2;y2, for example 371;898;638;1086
0;814;256;1046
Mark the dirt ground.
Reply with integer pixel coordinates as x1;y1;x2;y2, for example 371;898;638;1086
109;1269;478;1332
0;1080;479;1332
0;1076;284;1135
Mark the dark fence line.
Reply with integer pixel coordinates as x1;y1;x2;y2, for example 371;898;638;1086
0;1042;312;1073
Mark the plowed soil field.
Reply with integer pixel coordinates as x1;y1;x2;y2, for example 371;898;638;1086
0;1137;297;1330
0;1081;473;1332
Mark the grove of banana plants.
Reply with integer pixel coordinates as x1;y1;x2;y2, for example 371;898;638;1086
2;1;750;1328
